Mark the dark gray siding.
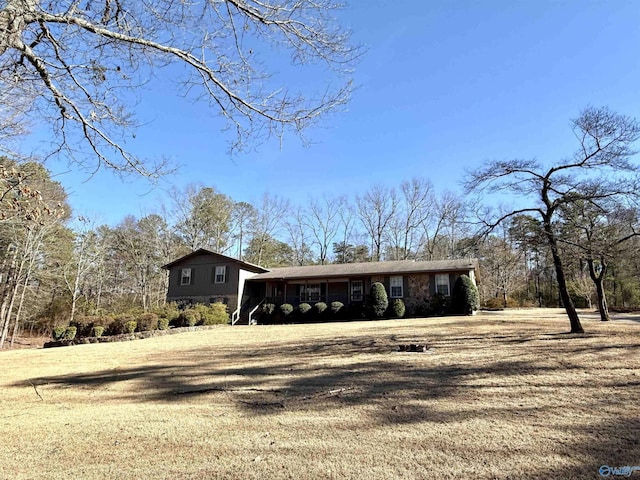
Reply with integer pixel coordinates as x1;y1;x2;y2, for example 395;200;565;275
166;252;244;303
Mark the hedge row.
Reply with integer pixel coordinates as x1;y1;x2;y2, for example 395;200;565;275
52;303;229;340
257;275;479;324
259;297;407;324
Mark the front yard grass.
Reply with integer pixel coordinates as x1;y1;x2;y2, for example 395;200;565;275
0;309;638;479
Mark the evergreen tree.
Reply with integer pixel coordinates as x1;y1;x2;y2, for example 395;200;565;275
451;275;480;315
368;282;389;318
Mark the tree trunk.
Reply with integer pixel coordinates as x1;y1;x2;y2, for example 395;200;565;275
587;257;610;322
10;266;32;348
544;225;584;333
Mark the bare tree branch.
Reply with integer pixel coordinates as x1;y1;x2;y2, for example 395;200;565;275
466;106;640;333
0;0;361;177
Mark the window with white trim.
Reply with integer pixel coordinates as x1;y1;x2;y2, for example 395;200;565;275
180;268;192;285
301;284;321;302
390;276;403;298
435;273;450;296
214;266;226;283
351;280;363;301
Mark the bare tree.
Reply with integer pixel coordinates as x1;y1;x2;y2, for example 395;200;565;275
333;195;355;263
63;216;97;325
420;190;465;260
0;0;360;176
249;193;289;266
477;233;526;308
356;185;397;262
0;161;68;348
387;178;433;260
0;82;30;158
466;106;640;333
230;201;256;261
284;206;313;265
560;201;640;321
567;263;595;310
305;194;341;264
110;214;169;311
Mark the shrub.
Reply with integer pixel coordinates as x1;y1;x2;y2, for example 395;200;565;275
368;282;388;318
201;303;229;325
314;302;328;319
64;326;77;341
412;300;430;317
297;303;312;322
108;314;136;335
154;303;180;323
298;302;312;315
279;303;294;320
330;301;345;319
74;315;112;336
346;302;366;320
136;313;159;331
451;275;480;315
70;316;96;337
192;304;210;325
428;293;451;316
260;303;276;323
52;326;66;341
158;318;170;330
391;298;406;318
180;310;198;327
92;326;105;338
125;321;137;334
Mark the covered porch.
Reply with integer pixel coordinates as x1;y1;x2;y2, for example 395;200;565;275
253;277;368;307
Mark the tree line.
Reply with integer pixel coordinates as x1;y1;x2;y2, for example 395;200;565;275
3;106;640;346
0;162;482;346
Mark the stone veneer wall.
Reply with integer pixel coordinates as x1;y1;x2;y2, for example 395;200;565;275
405;273;430;315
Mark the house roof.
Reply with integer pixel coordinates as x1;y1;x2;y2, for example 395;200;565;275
248;258;478;281
161;248;269;273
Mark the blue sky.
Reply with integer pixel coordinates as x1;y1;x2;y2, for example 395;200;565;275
39;0;640;225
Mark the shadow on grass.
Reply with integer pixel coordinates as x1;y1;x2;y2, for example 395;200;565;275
18;329;640;408
16;323;640;478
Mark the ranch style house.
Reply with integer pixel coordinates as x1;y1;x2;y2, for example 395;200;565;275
162;249;479;324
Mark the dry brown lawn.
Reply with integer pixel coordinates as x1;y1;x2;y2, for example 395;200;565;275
0;309;639;479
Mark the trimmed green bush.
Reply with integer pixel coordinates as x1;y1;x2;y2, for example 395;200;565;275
153;303;180;324
92;326;105;338
391;298;406;318
158;318;170;330
192;304;209;325
298;303;312;315
368;282;388;318
201;303;229;325
52;326;66;341
64;326;77;341
330;301;345;319
297;303;312;322
279;303;294;319
181;310;198;327
125;321;137;334
314;302;328;319
451;274;480;315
